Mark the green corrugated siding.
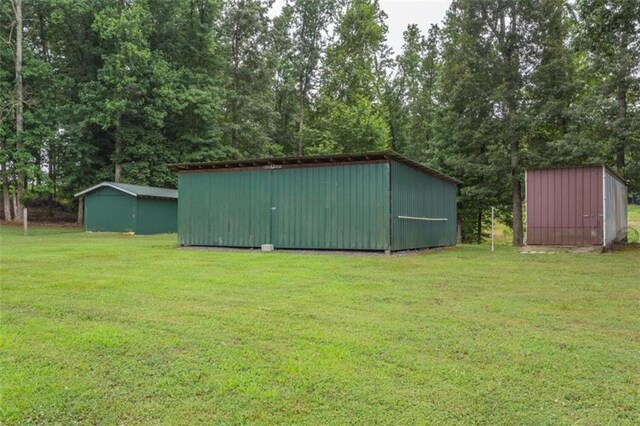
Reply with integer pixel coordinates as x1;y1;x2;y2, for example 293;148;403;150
271;163;389;250
84;187;136;232
135;198;178;234
390;160;457;250
178;163;390;250
178;169;271;247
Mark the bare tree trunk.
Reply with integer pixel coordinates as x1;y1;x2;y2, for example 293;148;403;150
115;136;123;182
298;85;305;157
297;18;306;158
511;137;524;246
476;209;482;244
456;215;462;244
616;88;626;174
2;170;12;221
114;114;123;182
12;188;18;218
40;6;55;218
77;197;84;225
13;0;24;222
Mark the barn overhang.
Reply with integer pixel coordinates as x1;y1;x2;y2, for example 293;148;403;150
171;151;461;186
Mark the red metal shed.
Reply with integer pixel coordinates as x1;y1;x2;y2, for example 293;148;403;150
525;166;627;246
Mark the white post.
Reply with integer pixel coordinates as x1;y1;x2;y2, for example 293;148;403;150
23;207;27;236
491;206;495;252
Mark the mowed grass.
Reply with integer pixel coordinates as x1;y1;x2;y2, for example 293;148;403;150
1;225;639;425
628;203;640;229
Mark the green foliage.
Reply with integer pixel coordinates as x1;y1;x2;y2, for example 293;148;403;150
313;95;390;153
575;0;640;183
219;0;281;158
272;0;338;155
389;24;441;162
316;0;392;152
0;0;637;239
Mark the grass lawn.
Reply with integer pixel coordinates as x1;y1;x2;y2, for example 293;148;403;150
1;224;639;424
628;203;640;230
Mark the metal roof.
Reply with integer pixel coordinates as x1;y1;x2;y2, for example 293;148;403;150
526;164;627;186
171;151;462;185
74;182;178;199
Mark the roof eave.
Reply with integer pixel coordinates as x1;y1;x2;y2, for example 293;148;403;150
171;151;462;185
74;182;138;198
527;165;628;186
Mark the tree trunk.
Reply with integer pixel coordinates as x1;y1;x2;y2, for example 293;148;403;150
12;189;18;219
298;84;305;157
77;197;84;225
40;6;55;216
115;115;123;182
616;88;626;174
511;136;524;246
14;0;24;221
297;19;307;158
476;209;482;244
2;169;12;221
115;138;123;182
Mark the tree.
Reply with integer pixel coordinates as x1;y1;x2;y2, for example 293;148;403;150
577;0;640;176
389;24;441;162
270;6;298;154
146;0;228;167
0;23;14;221
434;2;502;243
286;0;337;156
0;92;12;221
82;0;181;183
220;0;280;159
317;0;392;153
9;0;25;220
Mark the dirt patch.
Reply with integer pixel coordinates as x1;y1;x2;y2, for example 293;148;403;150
608;242;640;252
520;245;603;254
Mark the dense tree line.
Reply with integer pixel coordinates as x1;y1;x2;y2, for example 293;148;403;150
1;0;638;244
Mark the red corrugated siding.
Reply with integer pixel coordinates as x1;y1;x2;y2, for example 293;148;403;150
527;166;602;245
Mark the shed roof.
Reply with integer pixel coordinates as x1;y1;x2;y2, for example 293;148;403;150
172;151;461;185
526;164;627;186
74;182;178;199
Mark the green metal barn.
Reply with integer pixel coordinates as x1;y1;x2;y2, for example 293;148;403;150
74;182;178;234
173;152;460;252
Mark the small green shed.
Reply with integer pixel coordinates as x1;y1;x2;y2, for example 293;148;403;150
74;182;178;234
173;152;460;252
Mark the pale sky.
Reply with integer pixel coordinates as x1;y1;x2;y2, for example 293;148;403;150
379;0;451;56
270;0;452;57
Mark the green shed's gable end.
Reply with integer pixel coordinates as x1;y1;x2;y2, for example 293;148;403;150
77;182;177;234
390;160;457;250
84;187;137;232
